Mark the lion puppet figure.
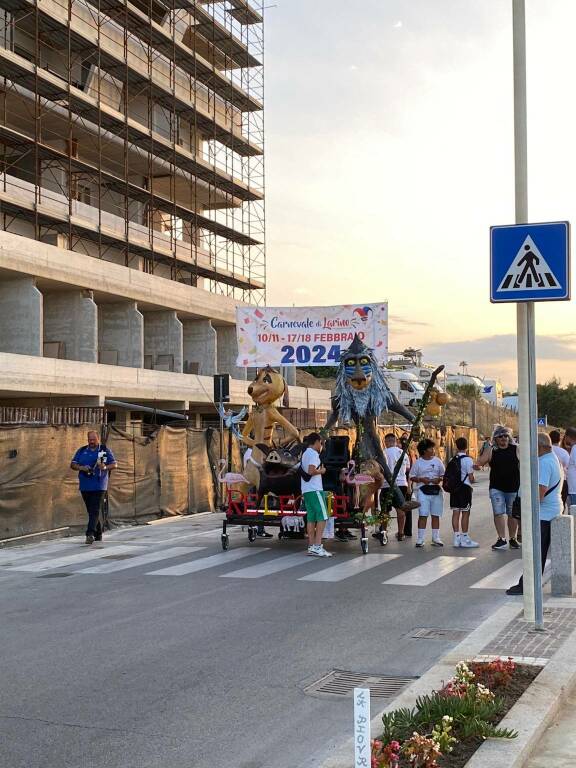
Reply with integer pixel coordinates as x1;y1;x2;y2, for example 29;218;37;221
241;367;300;491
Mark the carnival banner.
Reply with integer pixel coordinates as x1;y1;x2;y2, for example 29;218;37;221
236;303;388;367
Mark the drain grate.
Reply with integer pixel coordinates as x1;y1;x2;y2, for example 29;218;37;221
38;572;73;578
305;669;415;699
411;627;469;641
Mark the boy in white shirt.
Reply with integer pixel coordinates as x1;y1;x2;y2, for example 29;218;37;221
301;433;332;558
449;437;478;548
409;438;445;548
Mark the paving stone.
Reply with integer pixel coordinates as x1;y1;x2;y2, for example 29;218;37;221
482;607;576;659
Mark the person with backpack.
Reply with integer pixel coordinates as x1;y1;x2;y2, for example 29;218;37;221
444;437;478;548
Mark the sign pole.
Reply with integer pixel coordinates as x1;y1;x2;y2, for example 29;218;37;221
513;0;543;629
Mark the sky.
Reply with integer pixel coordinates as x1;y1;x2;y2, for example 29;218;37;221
262;0;576;389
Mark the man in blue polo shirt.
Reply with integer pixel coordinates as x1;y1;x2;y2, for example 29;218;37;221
71;430;117;544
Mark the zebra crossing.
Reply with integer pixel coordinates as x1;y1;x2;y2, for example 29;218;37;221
0;535;531;590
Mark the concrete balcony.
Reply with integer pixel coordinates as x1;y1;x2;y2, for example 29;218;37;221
0;175;263;291
0;232;246;321
0;351;333;412
0;351;253;406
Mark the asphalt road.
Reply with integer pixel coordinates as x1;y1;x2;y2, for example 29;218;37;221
0;474;523;768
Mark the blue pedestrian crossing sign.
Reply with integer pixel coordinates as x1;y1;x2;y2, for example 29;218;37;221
490;221;570;303
537;416;548;427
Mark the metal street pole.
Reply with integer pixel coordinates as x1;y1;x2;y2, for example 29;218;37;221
513;0;543;629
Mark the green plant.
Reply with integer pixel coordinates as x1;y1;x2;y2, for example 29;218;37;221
381;690;517;745
381;708;419;745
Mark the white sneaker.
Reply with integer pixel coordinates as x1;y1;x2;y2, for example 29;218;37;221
308;545;320;555
460;534;479;548
382;531;388;545
453;533;462;548
317;546;333;558
431;538;444;547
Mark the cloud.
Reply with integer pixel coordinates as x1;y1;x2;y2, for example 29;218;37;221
390;314;431;329
425;334;576;366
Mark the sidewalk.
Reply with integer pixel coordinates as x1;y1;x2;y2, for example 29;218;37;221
524;691;576;768
524;605;576;768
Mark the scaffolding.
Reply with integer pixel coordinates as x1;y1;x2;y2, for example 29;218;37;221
0;0;265;303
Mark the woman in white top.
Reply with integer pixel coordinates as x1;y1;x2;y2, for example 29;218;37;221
409;438;445;548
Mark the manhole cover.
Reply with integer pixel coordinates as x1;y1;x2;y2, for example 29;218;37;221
411;628;469;641
38;572;73;578
101;554;135;560
304;670;415;699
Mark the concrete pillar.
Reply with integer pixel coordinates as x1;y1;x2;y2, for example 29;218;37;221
283;366;297;386
0;277;42;356
143;311;183;372
98;301;143;368
569;506;576;571
182;319;217;375
216;325;246;380
43;290;98;362
551;514;575;596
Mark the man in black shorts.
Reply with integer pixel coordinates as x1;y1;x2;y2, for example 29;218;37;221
451;437;478;548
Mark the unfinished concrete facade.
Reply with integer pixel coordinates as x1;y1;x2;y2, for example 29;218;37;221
0;0;266;412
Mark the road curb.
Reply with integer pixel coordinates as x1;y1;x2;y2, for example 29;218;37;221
318;602;576;768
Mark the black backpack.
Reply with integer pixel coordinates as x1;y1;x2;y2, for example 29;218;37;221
442;455;465;493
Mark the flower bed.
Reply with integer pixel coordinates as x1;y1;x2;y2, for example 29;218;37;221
371;659;541;768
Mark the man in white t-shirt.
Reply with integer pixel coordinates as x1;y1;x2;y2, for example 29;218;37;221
301;433;332;558
550;430;569;509
449;437;478;548
564;427;576;507
409;438;445;547
373;433;411;543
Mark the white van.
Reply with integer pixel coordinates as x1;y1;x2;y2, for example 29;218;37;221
384;371;426;407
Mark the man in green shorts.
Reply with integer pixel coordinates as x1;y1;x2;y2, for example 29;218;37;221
301;432;333;558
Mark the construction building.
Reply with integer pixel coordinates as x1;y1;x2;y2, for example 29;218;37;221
0;0;318;423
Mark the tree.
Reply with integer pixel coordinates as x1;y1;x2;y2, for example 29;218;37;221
300;366;336;379
447;382;481;401
537;379;576;428
402;347;422;366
